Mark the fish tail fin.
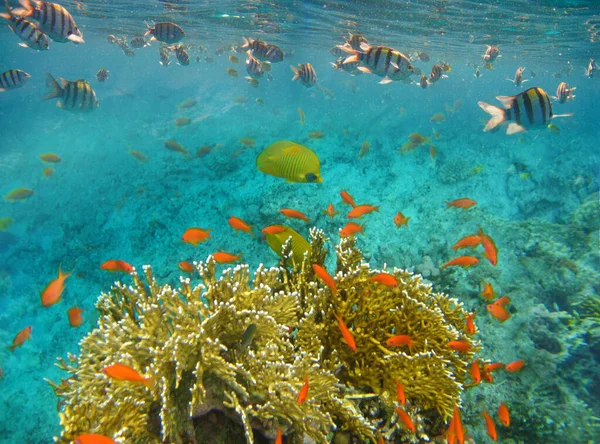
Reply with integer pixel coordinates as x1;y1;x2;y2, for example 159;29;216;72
290;65;300;81
477;101;506;132
143;21;153;36
42;73;62;101
143;377;156;390
58;263;73;280
0;0;13;20
330;62;338;70
17;0;33;16
241;37;249;48
360;222;366;233
6;345;15;352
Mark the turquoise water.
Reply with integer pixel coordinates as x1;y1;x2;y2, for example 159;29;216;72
1;0;599;442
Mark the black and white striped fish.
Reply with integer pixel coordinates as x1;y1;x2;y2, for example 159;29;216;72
482;45;500;63
290;63;317;88
245;50;263;79
419;74;428;89
345;32;368;50
171;44;189;65
507;66;527;87
0;69;31;92
478;87;571;135
144;21;184;44
16;0;83;44
429;64;447;83
0;0;48;50
159;45;170;66
42;73;98;112
241;38;283;63
96;68;109;82
340;43;414;84
553;82;575;104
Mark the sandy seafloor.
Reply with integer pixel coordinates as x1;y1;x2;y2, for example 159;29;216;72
0;32;599;443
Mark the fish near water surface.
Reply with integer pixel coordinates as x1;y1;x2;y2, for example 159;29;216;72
341;42;414;84
0;0;49;50
144;21;184;44
16;0;83;43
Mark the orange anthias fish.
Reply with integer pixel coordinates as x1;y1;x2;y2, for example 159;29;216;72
297;377;309;404
68;306;84;327
340;222;365;237
322;203;339;220
396;380;406;405
486;303;510;322
445;198;477;209
466;312;476;335
102;363;155;389
336;314;356;351
262;225;287;235
453;404;465;444
482;409;498;442
100;259;133;273
275;425;283;444
394;211;410;228
212;251;243;264
312;264;337;294
446;413;456;444
178;261;194;273
494;295;511;307
469;359;481;385
498;402;510;426
451;234;483;251
182;227;211;246
228;216;254;237
347;204;380;219
505;359;525;373
41;265;72;307
484;362;504;373
74;434;118;444
7;326;32;352
481;282;495;300
280;208;310;223
340;190;356;207
395;407;416;433
447;340;471;353
441;256;479;269
370;273;398;287
386;335;415;350
479;229;498;266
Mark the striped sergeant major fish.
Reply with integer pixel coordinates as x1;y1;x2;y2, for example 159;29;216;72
553;82;576;104
507;66;527;87
0;0;48;50
429;64;447;83
482;45;500;63
478;87;572;135
159;45;170;66
585;58;596;78
42;73;99;112
241;38;283;63
339;42;414;84
144;21;184;44
290;63;317;88
345;32;368;50
331;57;361;76
16;0;83;43
170;44;189;65
0;69;31;92
245;50;263;79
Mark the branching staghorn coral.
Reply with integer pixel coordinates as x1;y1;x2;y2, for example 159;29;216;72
49;228;478;444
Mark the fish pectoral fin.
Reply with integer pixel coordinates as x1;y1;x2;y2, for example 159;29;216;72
67;34;84;44
357;66;372;74
506;123;526;135
552;112;573;119
18;42;28;48
390;62;399;70
56;100;64;108
379;77;393;85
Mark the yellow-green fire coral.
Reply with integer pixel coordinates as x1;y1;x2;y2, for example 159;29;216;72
49;229;478;443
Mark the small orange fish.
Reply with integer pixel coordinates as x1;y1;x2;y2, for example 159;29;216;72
394;211;410;228
102;363;155;389
494;295;511;307
505;359;525;373
322;203;339;220
481;369;494;384
451;235;482;251
212;251;243;264
466;312;476;335
358;141;371;158
74;434;117;444
40;152;62;163
178;261;194;273
312;264;337;294
182;227;211;246
41;265;72;307
386;335;415;349
348;204;380;219
445;198;477;209
482;409;498;442
7;326;32;352
484;362;504;373
469;359;481;385
486;303;510;322
308;131;325;139
395;407;416;433
447;340;471;353
479;229;498;266
298;108;305;125
370;273;398;287
336;314;356;351
275;425;282;444
43;167;54;177
262;225;287;235
280;208;310;223
441;256;479;269
340;190;356;207
497;402;510;426
100;260;133;273
68;306;84;327
4;187;34;201
453;404;465;444
228;216;254;237
481;282;495;300
297;377;309;404
396;380;406;405
340;222;365;237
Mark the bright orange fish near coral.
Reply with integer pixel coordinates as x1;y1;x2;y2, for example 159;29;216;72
212;251;243;264
441;256;479;269
494;295;511;307
347;204;379;219
447;340;471;353
395;407;416;433
469;359;481;385
478;228;498;266
274;424;283;444
394;211;410;228
178;261;194;273
228;216;255;237
102;363;155;389
498;402;510;426
312;264;337;294
386;335;415;350
322;203;339;220
484;362;504;373
487;302;510;322
370;273;398;287
453;404;465;444
100;260;133;273
505;359;525;373
481;282;495;300
482;409;498;441
340;190;356;207
280;208;310;223
7;326;32;352
261;225;287;235
396;380;406;405
336;314;356;351
445;198;477;209
41;265;72;307
297;377;309;404
74;434;118;444
451;234;483;251
340;222;365;237
68;306;84;327
182;227;211;246
466;312;476;334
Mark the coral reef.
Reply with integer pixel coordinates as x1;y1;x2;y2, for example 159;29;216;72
49;229;478;443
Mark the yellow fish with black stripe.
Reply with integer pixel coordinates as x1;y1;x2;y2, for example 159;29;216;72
340;42;414;84
478;87;571;135
263;225;311;268
256;140;322;183
42;73;99;112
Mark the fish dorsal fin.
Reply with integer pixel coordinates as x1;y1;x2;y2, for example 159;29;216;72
495;95;514;109
60;78;70;88
282;145;302;155
359;42;370;51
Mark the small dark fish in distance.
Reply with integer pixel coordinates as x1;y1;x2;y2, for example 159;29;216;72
129;37;149;48
240;324;257;351
42;73;99;112
15;0;84;44
0;69;31;92
0;0;48;50
96;68;109;82
144;21;184;44
245;50;263;79
170;44;189;65
553;82;575;104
